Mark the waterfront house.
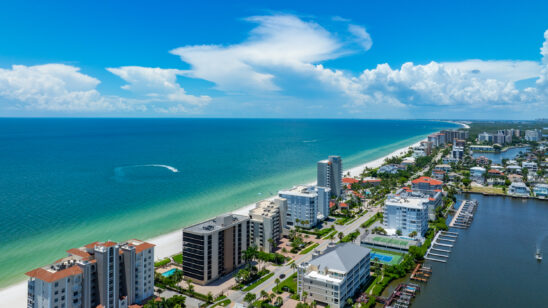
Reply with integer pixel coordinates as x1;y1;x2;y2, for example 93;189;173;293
298;243;371;308
401;157;416;166
522;161;538;173
475;156;490;165
487;169;505;177
506;165;522;175
507;174;523;183
533;184;548;198
508;182;530;197
470;166;486;177
378;164;405;174
362;177;381;186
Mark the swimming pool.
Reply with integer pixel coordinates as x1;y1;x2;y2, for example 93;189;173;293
370;252;394;263
161;268;177;277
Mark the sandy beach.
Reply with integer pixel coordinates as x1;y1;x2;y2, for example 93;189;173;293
0;137;426;307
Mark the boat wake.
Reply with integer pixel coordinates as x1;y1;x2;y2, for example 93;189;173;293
113;164;180;183
138;164;179;173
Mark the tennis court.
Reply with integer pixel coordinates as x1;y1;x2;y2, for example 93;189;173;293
369;250;403;265
372;236;410;247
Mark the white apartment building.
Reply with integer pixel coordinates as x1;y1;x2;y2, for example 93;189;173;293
279;185;330;228
384;195;429;237
26;240;155;308
298;243;370;308
249;197;287;252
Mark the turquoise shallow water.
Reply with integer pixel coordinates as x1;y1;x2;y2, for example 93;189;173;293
0;118;456;288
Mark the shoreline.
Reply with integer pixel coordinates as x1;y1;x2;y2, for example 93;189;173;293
0;127;455;307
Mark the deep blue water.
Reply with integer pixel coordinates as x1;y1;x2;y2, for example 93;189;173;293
0;118;456;287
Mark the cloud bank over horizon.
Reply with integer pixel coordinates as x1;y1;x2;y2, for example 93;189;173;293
0;14;547;118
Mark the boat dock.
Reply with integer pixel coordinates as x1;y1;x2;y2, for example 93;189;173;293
382;283;421;308
410;263;432;282
449;200;479;229
424;231;457;263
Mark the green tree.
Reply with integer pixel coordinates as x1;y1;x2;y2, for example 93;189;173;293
396;229;402;236
207;292;214;304
337;232;344;241
244;293;256;306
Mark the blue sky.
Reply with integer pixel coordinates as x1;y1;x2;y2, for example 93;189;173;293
0;0;547;118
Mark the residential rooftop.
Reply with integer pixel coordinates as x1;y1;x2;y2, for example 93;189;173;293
184;213;249;234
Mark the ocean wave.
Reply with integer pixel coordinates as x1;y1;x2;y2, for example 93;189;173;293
303;139;317;143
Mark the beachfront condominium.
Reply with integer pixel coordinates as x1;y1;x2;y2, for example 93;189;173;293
279;185;330;228
26;239;155;308
317;155;343;197
384;195;429;237
249;197;287;252
297;243;371;308
182;214;250;285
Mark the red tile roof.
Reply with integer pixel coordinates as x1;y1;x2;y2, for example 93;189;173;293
66;248;91;259
339;202;348;208
412;176;443;186
342;177;359;184
26;266;82;283
134;242;155;254
329;201;336;208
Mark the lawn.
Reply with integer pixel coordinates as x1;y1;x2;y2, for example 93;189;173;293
243;272;274;292
154;258;170;267
299;243;319;255
466;186;504;194
172;253;183;264
273;272;297;294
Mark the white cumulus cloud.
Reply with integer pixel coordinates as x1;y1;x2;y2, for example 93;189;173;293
0;64;128;111
170;14;343;92
106;66;211;106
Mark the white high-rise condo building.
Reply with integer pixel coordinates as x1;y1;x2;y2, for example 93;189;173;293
279;185;330;228
26;240;155;308
249;197;287;252
317;155;342;197
298;243;371;308
384;195;429;237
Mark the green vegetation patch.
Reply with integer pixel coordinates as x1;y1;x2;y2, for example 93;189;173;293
172;253;183;264
273;272;297;294
243;272;275;292
299;243;319;255
154;258;170;267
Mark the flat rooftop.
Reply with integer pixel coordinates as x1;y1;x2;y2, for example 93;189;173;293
184;214;249;234
385;196;428;210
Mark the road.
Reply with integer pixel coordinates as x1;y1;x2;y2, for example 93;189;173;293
229;207;381;304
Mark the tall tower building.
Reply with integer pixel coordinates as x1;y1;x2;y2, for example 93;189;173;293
317;155;342;197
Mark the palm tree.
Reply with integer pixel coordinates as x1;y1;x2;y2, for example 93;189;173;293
267;238;275;251
186;278;193;293
338;232;344;241
207;291;214;304
290;262;297;271
261;290;269;301
244;293;256;306
275;278;280;291
302;291;308;302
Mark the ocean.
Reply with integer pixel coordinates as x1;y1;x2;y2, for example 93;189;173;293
0;118;456;288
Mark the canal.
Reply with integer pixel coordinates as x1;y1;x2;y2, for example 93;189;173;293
413;194;548;307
